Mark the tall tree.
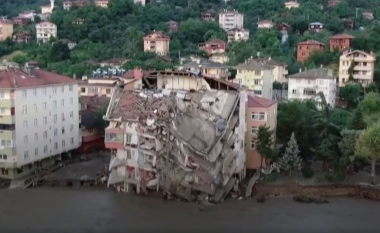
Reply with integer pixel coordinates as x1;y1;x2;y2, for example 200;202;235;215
339;83;362;109
349;107;367;130
277;132;302;176
360;92;380;114
256;125;276;174
339;129;358;166
355;122;380;184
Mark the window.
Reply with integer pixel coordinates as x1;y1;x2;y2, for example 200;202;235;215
250;140;256;149
62;127;65;134
70;137;74;144
0;108;5;114
0;91;4;98
251;126;258;135
61;99;64;107
69;85;73;91
34;118;37;126
44;145;48;153
251;112;266;121
22;105;27;114
53;100;57;109
254;79;260;85
33;104;37;112
61;86;65;92
81;88;86;93
106;89;111;94
1;168;9;175
43;88;47;95
126;133;132;143
24;151;29;160
43;117;47;125
53;87;57;94
292;89;297;94
127;150;132;159
43;102;47;109
23;120;28;128
35;148;38;156
24;136;28;143
70;98;73;105
22;90;27;98
61;113;65;121
54;142;58;149
70;111;73;118
253;90;262;95
303;88;317;95
34;133;38;140
62;140;65;147
54;114;57;123
54;128;57;136
254;70;261;75
70;124;73;131
90;87;99;94
33;89;37;96
43;131;47;139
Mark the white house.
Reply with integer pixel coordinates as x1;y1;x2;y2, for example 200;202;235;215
35;21;57;43
227;28;250;42
0;61;81;180
219;9;244;31
257;20;274;29
288;68;336;107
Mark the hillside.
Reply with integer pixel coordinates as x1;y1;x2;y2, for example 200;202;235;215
1;0;380;81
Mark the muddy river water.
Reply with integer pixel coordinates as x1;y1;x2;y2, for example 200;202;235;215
0;188;379;232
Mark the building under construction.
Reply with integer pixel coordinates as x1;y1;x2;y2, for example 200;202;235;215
104;72;247;202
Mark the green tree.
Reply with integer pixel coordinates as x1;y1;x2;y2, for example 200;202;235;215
339;83;363;109
277;132;302;176
360;92;380;114
330;108;352;129
338;129;358;166
349;107;367;130
355;122;380;184
256;125;276;173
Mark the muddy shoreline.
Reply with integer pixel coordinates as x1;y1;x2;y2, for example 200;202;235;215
254;183;380;201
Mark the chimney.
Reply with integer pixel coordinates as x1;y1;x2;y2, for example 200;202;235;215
26;61;38;77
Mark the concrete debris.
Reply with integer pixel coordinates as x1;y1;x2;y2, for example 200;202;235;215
105;87;248;203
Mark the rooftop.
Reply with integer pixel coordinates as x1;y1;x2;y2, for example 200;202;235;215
107;89;239;154
0;65;76;89
288;68;334;80
143;30;170;40
177;58;227;69
297;40;325;46
205;38;225;44
330;34;354;39
234;59;273;70
247;94;277;108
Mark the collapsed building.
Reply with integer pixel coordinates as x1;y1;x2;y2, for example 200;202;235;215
104;83;247;202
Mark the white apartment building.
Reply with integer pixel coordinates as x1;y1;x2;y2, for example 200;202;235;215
219;10;244;31
338;50;376;87
288;68;337;107
227;28;250;42
0;62;80;180
35;21;57;43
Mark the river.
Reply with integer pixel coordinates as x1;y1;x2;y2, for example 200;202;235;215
0;188;379;232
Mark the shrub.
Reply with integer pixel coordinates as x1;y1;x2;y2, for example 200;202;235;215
325;170;345;182
301;166;314;178
263;174;276;183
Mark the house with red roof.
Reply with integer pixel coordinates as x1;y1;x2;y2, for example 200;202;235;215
198;38;226;56
296;40;325;63
329;34;354;51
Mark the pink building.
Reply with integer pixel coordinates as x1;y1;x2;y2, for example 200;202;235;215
198;38;226;56
245;94;277;170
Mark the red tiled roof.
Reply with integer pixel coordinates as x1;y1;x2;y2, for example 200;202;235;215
330;34;354;39
143;30;170;40
247;94;276;108
297;39;324;46
0;69;76;88
205;38;225;44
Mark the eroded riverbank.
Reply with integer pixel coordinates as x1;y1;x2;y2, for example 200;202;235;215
0;188;379;231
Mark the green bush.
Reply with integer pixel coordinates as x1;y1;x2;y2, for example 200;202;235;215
325;170;345;182
301;166;314;179
263;174;276;183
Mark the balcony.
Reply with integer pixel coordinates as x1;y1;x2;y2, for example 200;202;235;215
0;146;16;155
0;115;15;124
104;132;124;149
0;130;15;140
0;157;17;169
0;99;14;108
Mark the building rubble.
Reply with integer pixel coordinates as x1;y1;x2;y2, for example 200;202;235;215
104;85;247;203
